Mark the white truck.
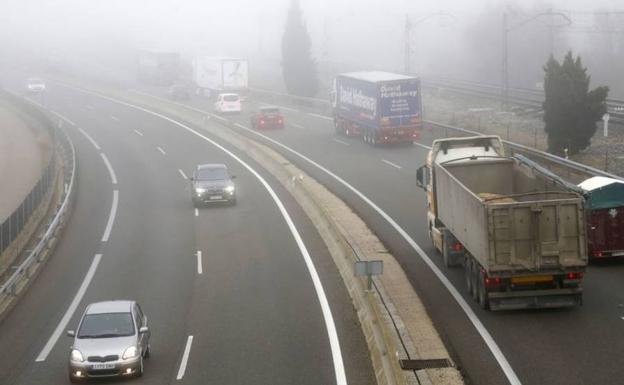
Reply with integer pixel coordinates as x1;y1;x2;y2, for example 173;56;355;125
192;56;248;96
416;136;587;310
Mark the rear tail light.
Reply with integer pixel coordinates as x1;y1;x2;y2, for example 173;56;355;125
453;243;462;252
591;251;603;257
484;276;503;288
260;120;265;125
566;272;584;280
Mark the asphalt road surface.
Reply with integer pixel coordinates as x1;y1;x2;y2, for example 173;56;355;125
155;90;624;385
0;79;376;385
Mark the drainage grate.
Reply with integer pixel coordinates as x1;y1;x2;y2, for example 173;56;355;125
399;358;453;370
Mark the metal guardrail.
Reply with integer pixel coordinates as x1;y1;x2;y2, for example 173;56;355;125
249;87;623;181
0;90;77;297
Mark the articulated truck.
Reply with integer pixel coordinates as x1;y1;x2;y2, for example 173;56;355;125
416;136;587;310
331;71;422;145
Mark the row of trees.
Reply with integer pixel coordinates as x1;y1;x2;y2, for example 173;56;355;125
279;0;609;155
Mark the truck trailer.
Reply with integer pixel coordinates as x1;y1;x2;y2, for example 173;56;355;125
331;71;422;145
136;49;180;86
416;136;587;310
578;176;624;260
192;56;248;96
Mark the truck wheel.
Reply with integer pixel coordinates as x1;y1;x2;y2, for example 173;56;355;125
471;262;480;301
477;273;490;310
442;242;451;268
464;257;473;295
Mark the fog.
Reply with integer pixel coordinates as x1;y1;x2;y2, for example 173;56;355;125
2;0;623;95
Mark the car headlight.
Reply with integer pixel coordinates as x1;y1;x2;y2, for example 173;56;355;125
195;188;206;194
70;349;84;362
122;346;138;360
224;186;235;193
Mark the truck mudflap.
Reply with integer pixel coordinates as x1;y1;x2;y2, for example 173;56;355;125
488;288;583;311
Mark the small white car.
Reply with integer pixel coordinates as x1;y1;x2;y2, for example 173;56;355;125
26;77;46;93
213;93;241;114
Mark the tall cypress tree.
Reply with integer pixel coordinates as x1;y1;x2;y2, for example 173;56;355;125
281;0;318;97
543;52;609;155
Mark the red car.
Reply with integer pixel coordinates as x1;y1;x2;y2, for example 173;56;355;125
251;107;284;129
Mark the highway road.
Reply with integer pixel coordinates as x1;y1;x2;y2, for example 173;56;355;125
0;79;376;385
144;90;624;385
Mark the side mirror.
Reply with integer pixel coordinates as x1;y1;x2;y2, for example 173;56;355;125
416;166;427;190
67;330;75;337
139;326;149;334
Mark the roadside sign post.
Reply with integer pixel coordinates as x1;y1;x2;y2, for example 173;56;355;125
603;113;610;137
355;260;383;291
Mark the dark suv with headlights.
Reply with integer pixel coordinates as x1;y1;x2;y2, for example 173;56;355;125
191;163;236;206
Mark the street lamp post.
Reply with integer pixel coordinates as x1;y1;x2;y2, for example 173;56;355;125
404;12;457;75
501;11;571;109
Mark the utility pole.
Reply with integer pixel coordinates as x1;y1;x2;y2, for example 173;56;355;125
502;13;509;109
404;14;411;74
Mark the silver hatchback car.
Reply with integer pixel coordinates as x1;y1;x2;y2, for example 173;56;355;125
67;300;150;382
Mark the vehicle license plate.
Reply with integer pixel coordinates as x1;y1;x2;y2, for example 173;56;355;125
398;130;405;134
511;275;553;284
210;195;223;200
92;363;115;370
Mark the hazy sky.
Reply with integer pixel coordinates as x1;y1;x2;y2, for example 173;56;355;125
2;0;622;92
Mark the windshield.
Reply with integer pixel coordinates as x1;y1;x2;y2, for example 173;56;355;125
223;95;239;102
78;313;135;338
197;167;228;181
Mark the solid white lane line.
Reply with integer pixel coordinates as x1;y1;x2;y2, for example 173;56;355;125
382;159;402;170
50;110;76;126
217;122;523;385
333;138;350;146
78;127;101;150
196;251;203;275
178;169;188;180
307;112;333;121
111;115;120;121
36;254;103;362
413;141;432;150
194;208;199;217
76;95;347;385
176;336;194;380
133;129;144;137
101;190;119;242
100;153;118;185
156;146;167;155
85;104;94;110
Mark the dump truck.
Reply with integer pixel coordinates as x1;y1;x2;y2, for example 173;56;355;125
330;71;422;145
578;176;624;260
416;136;587;310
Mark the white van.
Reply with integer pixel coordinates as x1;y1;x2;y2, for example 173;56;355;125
214;93;242;114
